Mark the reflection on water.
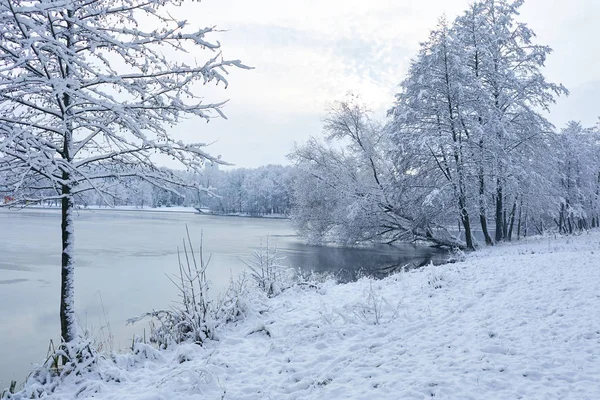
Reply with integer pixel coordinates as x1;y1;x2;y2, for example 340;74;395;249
0;278;29;285
278;242;449;283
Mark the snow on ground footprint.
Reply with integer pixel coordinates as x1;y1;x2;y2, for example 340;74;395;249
14;232;600;399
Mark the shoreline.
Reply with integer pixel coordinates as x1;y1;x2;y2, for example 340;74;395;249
0;205;291;219
7;230;600;399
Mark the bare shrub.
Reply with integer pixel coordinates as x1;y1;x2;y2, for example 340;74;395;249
241;236;295;297
338;282;401;325
129;226;213;348
129;226;254;348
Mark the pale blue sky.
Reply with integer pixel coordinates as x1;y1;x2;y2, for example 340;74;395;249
169;0;600;167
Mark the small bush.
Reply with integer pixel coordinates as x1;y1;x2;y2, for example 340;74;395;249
6;338;97;399
129;226;214;348
1;381;16;399
242;236;295;297
425;263;446;290
447;247;467;263
339;282;401;325
212;271;251;325
130;226;256;348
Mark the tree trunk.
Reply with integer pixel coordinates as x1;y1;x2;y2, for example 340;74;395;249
479;171;493;245
495;179;503;242
502;208;508;239
558;203;565;234
459;195;474;250
462;213;474;250
507;198;517;241
516;200;523;240
61;11;77;345
61;181;77;344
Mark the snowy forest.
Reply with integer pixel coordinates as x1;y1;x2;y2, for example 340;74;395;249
50;164;295;216
290;2;600;250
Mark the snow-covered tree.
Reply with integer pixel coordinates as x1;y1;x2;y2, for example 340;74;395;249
389;19;478;249
389;0;566;247
0;0;248;347
453;0;566;242
291;95;464;248
551;122;600;232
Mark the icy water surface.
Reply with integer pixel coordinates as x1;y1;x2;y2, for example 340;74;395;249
0;208;447;388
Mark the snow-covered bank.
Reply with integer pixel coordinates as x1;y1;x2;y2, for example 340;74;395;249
21;205;199;214
16;205;290;219
195;209;290;220
8;232;600;399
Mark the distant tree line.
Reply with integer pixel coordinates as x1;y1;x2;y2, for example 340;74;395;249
196;164;294;215
39;164;295;216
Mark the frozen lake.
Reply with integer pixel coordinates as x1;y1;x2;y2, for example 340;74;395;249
0;208;447;389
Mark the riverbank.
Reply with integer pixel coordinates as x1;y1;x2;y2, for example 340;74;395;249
194;208;290;219
15;204;291;219
6;231;600;399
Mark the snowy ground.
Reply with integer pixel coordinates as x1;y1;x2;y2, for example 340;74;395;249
8;231;600;399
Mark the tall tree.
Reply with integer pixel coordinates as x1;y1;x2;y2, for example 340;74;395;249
390;0;566;247
453;0;566;242
389;19;477;249
453;2;495;245
0;0;248;347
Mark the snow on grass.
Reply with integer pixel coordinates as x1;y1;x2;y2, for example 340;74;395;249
9;232;600;399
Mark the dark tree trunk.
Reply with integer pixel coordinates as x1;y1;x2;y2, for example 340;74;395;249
60;180;77;344
558;203;565;234
459;195;474;250
502;209;508;239
60;10;77;346
516;200;523;240
479;171;493;245
508;198;517;241
495;179;503;242
463;215;474;250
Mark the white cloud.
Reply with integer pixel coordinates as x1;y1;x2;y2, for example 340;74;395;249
162;0;600;167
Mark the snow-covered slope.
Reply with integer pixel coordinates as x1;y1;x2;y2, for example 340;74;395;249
10;232;600;399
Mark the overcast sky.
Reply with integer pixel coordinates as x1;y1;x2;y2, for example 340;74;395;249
170;0;599;168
